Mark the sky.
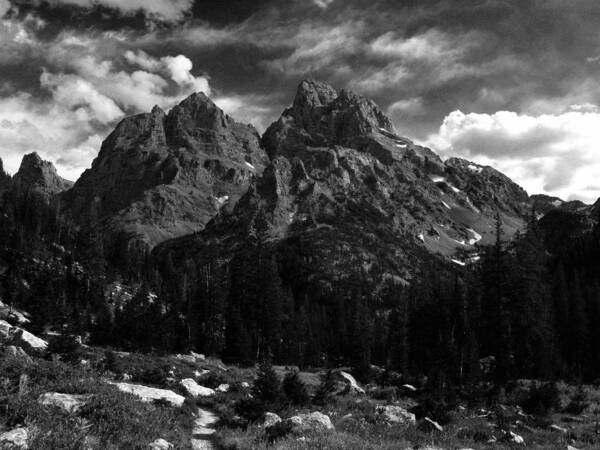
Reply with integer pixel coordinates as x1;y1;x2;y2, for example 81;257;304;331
1;0;600;202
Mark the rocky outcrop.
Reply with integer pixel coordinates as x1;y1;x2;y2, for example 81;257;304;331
375;405;416;427
12;152;72;199
149;438;174;449
64;93;269;249
110;382;185;407
266;411;334;440
0;427;29;449
0;319;48;351
0;158;11;194
180;378;215;397
38;392;90;414
331;371;365;395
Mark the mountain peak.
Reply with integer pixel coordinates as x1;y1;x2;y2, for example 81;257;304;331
263;80;397;160
13;152;72;198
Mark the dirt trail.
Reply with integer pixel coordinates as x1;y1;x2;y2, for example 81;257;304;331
191;408;218;450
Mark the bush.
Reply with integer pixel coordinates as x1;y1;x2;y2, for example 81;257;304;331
46;335;83;363
234;397;267;423
313;370;337;406
252;361;281;405
133;364;172;387
282;371;309;406
521;382;560;416
564;387;588;415
103;350;123;376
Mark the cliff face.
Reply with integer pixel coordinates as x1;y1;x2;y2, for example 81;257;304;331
64;93;269;248
157;81;530;282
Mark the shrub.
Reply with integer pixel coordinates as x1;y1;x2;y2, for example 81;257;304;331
103;350;123;376
564;387;588;415
521;382;560;416
132;364;171;387
252;361;281;405
313;370;337;406
46;335;83;363
283;371;309;406
234;397;266;423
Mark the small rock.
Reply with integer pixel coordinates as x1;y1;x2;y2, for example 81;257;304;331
550;424;568;433
180;378;215;397
0;427;29;449
38;392;90;414
420;417;443;432
506;431;525;445
216;383;230;392
149;438;173;449
241;381;250;388
263;412;282;428
194;369;210;378
375;405;416;427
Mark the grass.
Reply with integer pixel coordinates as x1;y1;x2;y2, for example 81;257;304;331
0;354;194;449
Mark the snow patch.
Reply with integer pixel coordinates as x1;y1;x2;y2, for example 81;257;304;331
449;184;461;193
467;228;482;245
245;161;255;170
396;143;407;149
216;195;229;206
552;199;563;207
441;200;451;210
451;259;466;266
418;233;425;243
430;175;446;183
468;164;482;173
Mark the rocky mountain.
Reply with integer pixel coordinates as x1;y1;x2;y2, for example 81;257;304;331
157;80;530;282
0;158;10;194
12;152;72;200
63;93;269;249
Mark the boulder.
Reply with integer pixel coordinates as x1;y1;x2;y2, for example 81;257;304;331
0;319;12;340
180;378;215;398
38;393;90;414
330;370;365;395
375;405;416;427
0;427;29;449
194;369;210;378
266;412;334;440
14;328;48;351
216;383;230;393
263;412;282;428
148;438;173;449
111;382;185;407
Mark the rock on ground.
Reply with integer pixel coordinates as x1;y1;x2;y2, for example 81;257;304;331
180;379;215;398
266;412;334;440
149;438;174;449
263;412;282;428
111;382;185;407
375;405;416;427
0;427;29;449
38;392;90;414
337;371;365;395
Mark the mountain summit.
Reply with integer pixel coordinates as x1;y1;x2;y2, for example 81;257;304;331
12;152;73;199
64;93;269;250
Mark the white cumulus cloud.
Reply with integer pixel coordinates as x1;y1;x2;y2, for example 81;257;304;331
428;109;600;202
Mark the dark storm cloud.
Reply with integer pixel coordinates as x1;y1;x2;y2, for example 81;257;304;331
1;0;600;200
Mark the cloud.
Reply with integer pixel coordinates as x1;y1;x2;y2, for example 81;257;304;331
0;0;10;17
47;0;193;21
0;29;212;179
314;0;335;9
428;109;600;201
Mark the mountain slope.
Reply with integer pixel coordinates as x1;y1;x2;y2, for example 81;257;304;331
63;93;269;249
12;152;72;200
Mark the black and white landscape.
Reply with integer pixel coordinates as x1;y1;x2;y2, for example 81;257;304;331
1;1;600;449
